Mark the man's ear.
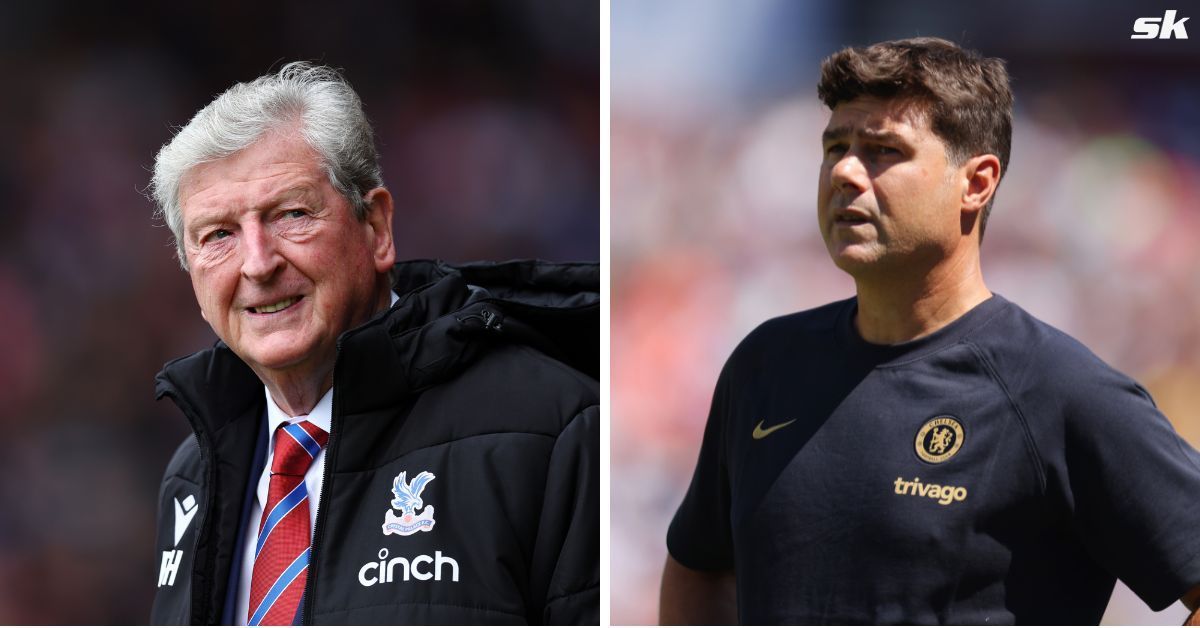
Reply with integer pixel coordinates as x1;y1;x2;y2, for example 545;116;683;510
961;154;1001;213
362;187;396;274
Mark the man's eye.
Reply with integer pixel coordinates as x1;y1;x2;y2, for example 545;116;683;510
208;229;232;241
824;144;848;157
283;209;307;219
873;145;900;156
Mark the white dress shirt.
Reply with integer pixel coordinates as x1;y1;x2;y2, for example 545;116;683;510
234;292;397;625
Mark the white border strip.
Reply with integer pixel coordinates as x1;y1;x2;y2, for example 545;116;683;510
599;0;612;625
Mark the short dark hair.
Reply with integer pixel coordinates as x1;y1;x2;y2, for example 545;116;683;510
817;37;1013;239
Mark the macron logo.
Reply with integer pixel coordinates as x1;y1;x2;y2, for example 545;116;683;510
173;494;198;546
1132;10;1189;39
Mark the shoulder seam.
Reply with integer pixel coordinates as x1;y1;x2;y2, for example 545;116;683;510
545;580;600;605
160;472;202;487
965;340;1048;493
494;345;598;435
875;301;1010;369
510;344;599;400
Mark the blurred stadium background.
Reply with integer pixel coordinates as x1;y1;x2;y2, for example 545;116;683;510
0;2;596;623
612;0;1200;624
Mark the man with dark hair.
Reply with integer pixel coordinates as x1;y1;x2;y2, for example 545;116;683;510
659;37;1200;624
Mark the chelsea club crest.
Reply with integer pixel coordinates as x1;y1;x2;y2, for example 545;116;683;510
383;470;438;536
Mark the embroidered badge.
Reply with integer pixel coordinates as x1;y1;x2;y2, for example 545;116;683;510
382;471;437;536
915;416;964;463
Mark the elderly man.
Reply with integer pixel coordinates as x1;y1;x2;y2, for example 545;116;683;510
660;38;1200;624
148;63;598;625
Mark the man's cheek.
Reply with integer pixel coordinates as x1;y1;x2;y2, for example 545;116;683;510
193;284;224;327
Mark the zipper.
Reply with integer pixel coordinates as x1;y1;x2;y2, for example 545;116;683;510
300;358;340;625
456;307;504;331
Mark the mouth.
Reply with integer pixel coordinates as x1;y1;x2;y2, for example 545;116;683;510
832;208;873;226
247;296;303;314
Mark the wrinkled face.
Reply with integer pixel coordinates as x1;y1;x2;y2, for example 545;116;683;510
179;128;394;383
817;96;963;276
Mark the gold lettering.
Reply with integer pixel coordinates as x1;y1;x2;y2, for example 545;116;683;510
891;477;968;506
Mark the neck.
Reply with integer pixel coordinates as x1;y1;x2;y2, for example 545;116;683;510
259;281;393;417
265;371;334;417
853;247;991;345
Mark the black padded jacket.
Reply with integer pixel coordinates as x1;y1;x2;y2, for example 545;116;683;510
150;260;599;625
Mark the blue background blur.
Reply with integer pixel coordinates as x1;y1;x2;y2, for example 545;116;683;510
0;1;597;623
612;0;1200;624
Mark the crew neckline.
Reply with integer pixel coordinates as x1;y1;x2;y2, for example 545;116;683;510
837;293;1008;366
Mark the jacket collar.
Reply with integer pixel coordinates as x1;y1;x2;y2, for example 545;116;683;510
155;259;599;435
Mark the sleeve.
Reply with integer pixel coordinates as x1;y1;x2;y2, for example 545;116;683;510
150;435;203;625
666;363;735;572
529;405;599;625
1059;367;1200;611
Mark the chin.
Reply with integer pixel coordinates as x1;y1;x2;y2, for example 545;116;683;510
831;258;872;277
828;244;883;273
236;334;324;373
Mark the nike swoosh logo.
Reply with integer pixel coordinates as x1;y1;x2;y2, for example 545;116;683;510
173;495;198;547
752;419;797;440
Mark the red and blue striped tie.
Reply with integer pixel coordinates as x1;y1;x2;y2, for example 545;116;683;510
247;421;328;625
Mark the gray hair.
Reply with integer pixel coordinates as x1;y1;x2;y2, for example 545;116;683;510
150;61;383;269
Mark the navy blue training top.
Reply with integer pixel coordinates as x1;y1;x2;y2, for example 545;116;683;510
667;294;1200;624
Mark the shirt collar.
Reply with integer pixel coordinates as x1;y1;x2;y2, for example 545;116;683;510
264;386;333;435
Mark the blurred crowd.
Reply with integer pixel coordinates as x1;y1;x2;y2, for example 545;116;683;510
0;1;596;623
613;0;1200;624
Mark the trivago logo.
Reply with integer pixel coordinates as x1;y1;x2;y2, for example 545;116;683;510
893;477;968;506
1132;10;1189;39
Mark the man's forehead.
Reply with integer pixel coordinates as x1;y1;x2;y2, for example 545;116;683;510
180;169;320;213
179;132;326;210
823;96;931;136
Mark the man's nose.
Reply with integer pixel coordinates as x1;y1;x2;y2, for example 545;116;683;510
240;224;284;282
829;150;869;194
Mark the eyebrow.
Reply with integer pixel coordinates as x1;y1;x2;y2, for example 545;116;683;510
184;185;320;239
266;184;320;206
821;126;907;145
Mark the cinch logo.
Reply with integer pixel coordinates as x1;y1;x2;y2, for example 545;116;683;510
1132;10;1189;39
894;476;968;506
357;548;460;587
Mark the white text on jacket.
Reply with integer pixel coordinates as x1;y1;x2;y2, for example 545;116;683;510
358;548;460;586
